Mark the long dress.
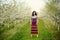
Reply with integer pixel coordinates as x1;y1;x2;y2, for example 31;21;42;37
31;16;38;34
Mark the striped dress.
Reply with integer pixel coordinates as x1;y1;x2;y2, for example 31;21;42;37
31;16;38;34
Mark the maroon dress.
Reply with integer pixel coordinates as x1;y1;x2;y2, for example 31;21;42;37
31;17;38;34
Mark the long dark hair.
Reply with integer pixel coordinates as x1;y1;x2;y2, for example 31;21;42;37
32;11;37;16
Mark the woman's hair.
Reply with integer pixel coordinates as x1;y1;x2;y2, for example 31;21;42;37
32;11;37;16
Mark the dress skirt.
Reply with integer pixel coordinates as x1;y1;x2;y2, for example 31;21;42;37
31;18;38;34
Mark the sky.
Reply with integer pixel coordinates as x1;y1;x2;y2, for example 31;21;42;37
25;0;46;12
16;0;46;12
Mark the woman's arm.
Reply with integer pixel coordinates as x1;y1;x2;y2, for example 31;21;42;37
37;17;38;25
30;17;32;25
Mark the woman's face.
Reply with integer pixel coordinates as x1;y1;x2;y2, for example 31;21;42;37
34;12;35;16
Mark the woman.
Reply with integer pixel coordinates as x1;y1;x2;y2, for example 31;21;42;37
31;11;38;37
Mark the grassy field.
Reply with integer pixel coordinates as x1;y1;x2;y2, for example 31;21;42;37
0;19;58;40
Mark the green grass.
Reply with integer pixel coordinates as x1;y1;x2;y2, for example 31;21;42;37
4;19;53;40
